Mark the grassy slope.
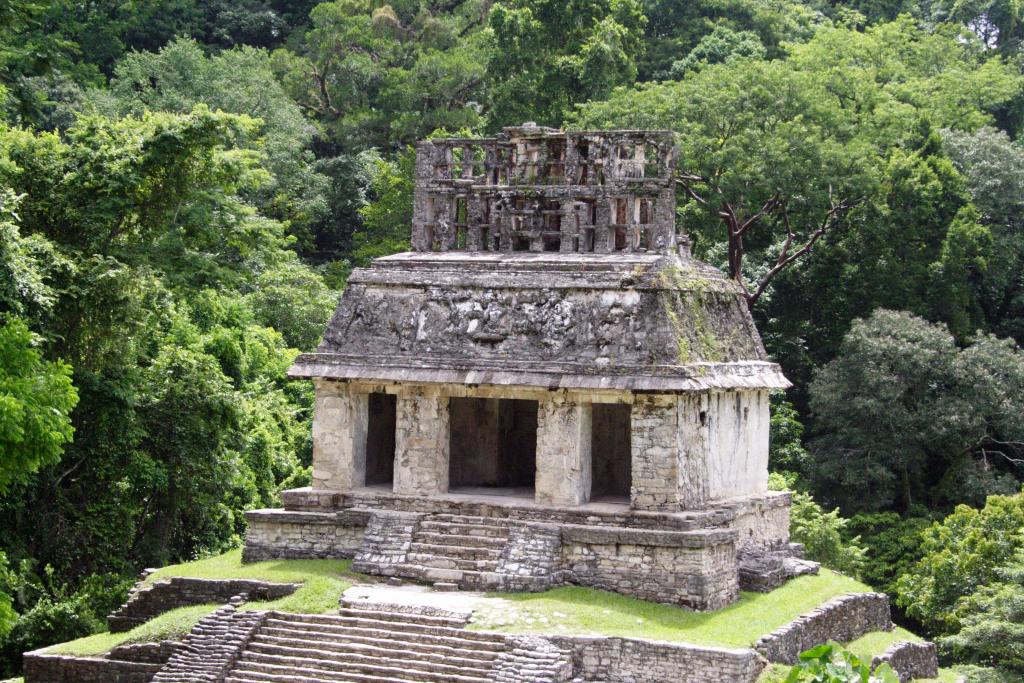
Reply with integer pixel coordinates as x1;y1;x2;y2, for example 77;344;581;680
41;550;958;682
45;549;354;656
475;569;870;647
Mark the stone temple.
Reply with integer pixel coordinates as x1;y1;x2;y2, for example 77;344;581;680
244;123;808;610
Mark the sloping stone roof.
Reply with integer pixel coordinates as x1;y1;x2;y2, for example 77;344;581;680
289;252;789;392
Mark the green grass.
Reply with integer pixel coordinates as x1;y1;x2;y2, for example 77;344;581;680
45;604;220;657
46;549;357;657
475;568;871;648
146;548;352;585
846;627;922;662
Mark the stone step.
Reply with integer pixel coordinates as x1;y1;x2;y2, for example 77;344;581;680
232;653;493;683
418;520;510;538
250;633;502;664
429;513;512;525
408;542;504;560
414;531;508;548
336;606;468;628
264;614;508;644
243;642;497;677
227;664;486;683
258;624;507;655
405;553;501;572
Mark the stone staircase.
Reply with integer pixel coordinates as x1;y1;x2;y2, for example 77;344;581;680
223;603;510;683
395;514;513;588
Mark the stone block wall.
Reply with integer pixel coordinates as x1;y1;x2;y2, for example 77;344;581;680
351;510;423;574
108;577;299;632
107;641;181;665
560;526;739;610
872;641;939;682
552;635;766;683
242;508;368;562
23;654;163;683
492;635;574;683
630;394;679;510
498;522;563;587
755;592;893;664
726;490;791;551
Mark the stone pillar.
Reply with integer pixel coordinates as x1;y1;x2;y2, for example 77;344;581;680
536;395;592;506
311;380;368;491
393;390;450;496
677;392;710;509
630;394;679;511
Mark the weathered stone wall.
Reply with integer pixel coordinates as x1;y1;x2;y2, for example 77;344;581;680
706;390;770;500
630;394;679;511
552;635;766;683
560;526;739;610
107;641;181;665
243;508;368;562
108;577;299;632
726;490;791;551
498;522;563;586
351;510;422;575
492;635;574;683
872;641;939;682
23;653;162;683
755;592;893;664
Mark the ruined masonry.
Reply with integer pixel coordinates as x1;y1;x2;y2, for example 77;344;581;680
244;123;813;609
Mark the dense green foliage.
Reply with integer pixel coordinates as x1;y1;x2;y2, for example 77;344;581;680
808;310;1024;513
2;0;1024;677
895;492;1024;680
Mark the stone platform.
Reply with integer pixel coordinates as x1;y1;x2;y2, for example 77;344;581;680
243;486;803;610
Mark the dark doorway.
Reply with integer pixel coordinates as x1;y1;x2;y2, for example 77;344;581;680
449;398;537;492
365;393;396;486
591;403;631;500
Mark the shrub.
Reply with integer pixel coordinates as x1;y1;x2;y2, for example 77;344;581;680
895;491;1024;635
785;643;899;682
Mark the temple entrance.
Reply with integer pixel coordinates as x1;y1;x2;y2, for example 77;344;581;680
449;397;537;495
365;393;396;486
590;403;632;501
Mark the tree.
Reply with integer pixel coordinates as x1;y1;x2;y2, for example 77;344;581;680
939;551;1024;677
485;0;647;128
245;259;337;351
574;18;1022;309
895;491;1024;636
0;189;67;326
91;37;329;254
808;310;1024;513
638;0;821;81
667;25;766;78
353;147;415;265
0;318;77;492
572;58;874;306
942;127;1024;343
0;109;311;582
272;0;488;151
